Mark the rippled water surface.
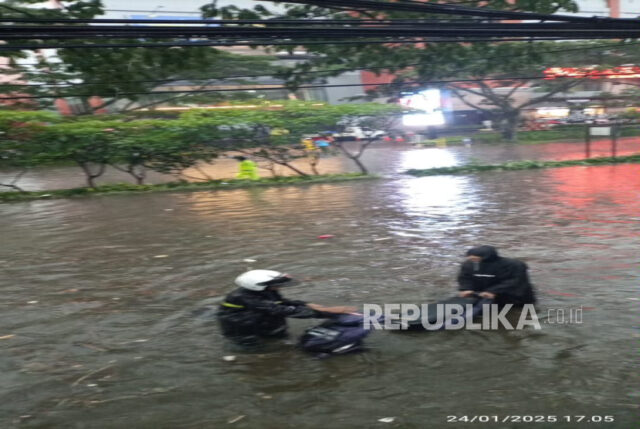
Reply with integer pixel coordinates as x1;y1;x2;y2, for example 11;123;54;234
1;145;639;428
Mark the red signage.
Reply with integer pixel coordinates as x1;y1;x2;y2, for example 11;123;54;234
544;66;640;80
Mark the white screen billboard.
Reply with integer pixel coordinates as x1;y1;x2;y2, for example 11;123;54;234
399;89;446;126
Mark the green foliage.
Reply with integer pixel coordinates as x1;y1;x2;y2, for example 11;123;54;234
0;111;63;168
1;1;280;112
619;109;640;120
461;126;640;144
0;102;401;187
181;101;402;174
0;111;61;127
181;101;402;139
32;121;120;164
406;154;640;176
24;118;222;186
199;1;640;141
109;121;219;178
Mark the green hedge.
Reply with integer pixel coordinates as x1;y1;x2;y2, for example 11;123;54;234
406;154;640;176
431;126;640;145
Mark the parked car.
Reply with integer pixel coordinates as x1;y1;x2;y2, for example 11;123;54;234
565;114;589;124
564;114;610;124
335;127;386;141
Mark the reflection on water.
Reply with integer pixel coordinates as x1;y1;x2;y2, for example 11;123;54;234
399;147;459;171
1;164;639;427
549;164;640;222
398;175;476;215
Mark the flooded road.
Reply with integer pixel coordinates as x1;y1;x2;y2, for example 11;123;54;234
2;136;640;191
1;149;639;427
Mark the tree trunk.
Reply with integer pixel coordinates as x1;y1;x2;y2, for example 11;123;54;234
0;169;27;192
251;152;309;176
308;153;320;175
193;164;213;181
128;164;146;185
351;157;368;175
337;144;368;174
133;167;145;185
80;98;92;116
79;162;106;188
110;163;146;185
257;160;278;177
501;111;520;143
278;161;309;177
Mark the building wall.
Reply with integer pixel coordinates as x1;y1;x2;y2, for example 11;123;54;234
325;72;369;104
99;0;621;18
571;0;611;16
619;0;640;17
100;0;281;18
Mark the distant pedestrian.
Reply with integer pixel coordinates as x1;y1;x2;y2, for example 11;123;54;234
234;156;259;180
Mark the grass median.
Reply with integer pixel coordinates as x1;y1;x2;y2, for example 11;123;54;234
0;173;377;203
405;154;640;176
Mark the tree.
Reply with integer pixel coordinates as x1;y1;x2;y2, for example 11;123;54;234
110;120;220;183
31;121;121;187
200;0;640;142
0;102;401;191
183;107;314;176
8;116;221;188
0;110;61;191
275;102;402;174
0;1;280;113
181;101;402;175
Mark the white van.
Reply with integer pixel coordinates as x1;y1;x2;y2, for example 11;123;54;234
336;127;386;141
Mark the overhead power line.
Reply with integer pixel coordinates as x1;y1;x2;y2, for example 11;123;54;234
104;9;204;14
0;18;507;24
271;0;639;23
0;73;632;100
0;37;582;52
5;39;637;67
4;22;640;36
99;2;489;14
1;20;640;50
3;41;638;87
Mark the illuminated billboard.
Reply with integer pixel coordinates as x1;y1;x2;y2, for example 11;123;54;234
544;66;640;80
399;89;446;126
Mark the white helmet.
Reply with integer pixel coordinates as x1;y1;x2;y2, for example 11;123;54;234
234;269;291;291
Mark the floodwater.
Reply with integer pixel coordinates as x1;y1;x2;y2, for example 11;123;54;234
2;136;640;191
1;143;639;428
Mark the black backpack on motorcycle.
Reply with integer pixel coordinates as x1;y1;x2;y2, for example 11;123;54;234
299;313;373;355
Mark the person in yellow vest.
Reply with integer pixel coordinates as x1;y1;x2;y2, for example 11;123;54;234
234;156;259;180
301;137;316;152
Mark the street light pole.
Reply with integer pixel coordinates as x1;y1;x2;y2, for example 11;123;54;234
585;125;591;158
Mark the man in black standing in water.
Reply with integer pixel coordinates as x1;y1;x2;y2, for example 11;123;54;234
458;245;536;306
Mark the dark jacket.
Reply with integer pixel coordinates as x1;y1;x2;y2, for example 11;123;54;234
218;288;320;340
457;246;536;306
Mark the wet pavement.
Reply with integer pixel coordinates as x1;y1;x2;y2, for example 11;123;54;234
0;142;639;428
